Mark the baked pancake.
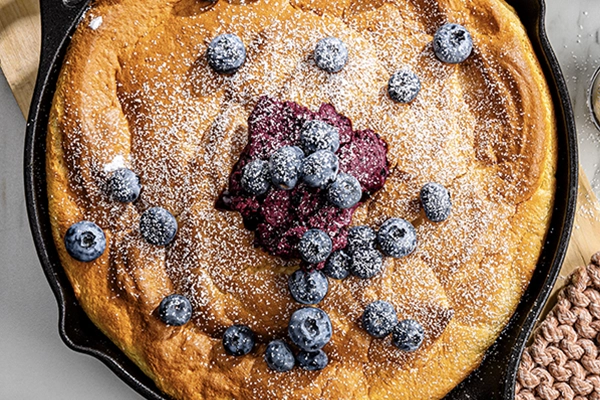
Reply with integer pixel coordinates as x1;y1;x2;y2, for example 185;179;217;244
46;0;557;398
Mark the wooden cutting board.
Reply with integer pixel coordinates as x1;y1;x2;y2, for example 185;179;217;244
2;0;600;312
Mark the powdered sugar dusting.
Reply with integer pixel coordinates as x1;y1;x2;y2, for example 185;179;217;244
51;0;555;398
103;154;126;172
89;16;103;30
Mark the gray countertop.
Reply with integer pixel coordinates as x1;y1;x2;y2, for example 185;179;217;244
1;1;600;398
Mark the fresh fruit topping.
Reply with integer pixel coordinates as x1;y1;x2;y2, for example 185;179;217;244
420;182;452;222
140;207;178;246
265;340;296;372
288;307;332;352
157;294;192;326
298;229;333;264
433;23;473;64
107;168;141;203
300;120;340;154
206;33;246;74
362;301;398;338
392;319;425;352
349;248;384;279
296;349;328;371
323;250;350;280
241;159;271;196
377;218;417;258
327;173;362;209
269;146;304;190
314;37;348;73
223;325;256;356
301;150;339;188
288;269;329;305
387;70;421;103
219;97;389;260
64;221;106;262
346;225;377;254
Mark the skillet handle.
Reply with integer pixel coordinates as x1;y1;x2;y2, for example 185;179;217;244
38;0;90;83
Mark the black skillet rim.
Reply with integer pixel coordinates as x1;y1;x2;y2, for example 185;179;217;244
24;0;577;399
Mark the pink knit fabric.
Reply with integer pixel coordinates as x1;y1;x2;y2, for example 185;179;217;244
516;253;600;400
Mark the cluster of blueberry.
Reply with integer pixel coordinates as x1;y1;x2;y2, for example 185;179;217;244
241;119;362;210
218;307;333;372
206;23;473;107
363;301;425;352
64;168;145;262
64;177;450;373
63;168;188;328
388;23;473;103
247;182;449;372
64;150;451;372
293;182;452;285
318;220;416;282
206;32;349;75
63;21;470;374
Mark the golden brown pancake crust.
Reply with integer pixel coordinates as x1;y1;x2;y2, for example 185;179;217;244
46;0;557;398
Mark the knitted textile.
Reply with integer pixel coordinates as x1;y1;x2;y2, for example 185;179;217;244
516;253;600;400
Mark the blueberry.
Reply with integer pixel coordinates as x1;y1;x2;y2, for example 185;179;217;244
269;146;304;190
388;70;421;103
392;319;425;352
206;33;246;74
323;250;350;280
433;23;473;64
107;168;141;203
377;218;417;258
288;270;329;305
346;226;377;254
362;301;398;338
327;173;362;209
265;340;295;372
296;349;328;371
288;307;332;352
349;249;384;279
420;182;452;222
300;120;340;154
301;150;339;188
223;325;255;356
314;37;348;73
298;229;333;264
64;221;106;262
241;159;271;196
140;207;178;246
157;294;193;326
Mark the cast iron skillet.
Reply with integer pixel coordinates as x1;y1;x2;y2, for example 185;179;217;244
24;0;577;398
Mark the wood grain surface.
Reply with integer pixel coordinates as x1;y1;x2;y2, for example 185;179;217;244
1;0;599;315
0;0;39;114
